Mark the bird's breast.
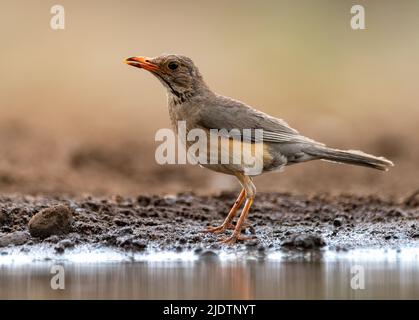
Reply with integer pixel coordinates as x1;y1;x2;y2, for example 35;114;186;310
167;100;201;132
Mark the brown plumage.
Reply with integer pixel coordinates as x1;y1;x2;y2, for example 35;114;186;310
125;54;394;244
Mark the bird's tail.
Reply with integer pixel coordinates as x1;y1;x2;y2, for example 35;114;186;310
304;145;394;171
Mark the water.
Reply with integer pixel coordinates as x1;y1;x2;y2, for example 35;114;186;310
0;246;418;299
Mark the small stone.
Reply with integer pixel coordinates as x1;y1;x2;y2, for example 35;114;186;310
281;234;326;249
333;218;344;227
116;235;147;251
54;238;75;253
54;245;65;254
45;235;60;243
137;195;151;206
131;239;147;251
163;195;177;205
58;239;75;248
257;245;266;252
193;247;203;254
199;250;219;261
0;231;30;247
28;205;73;239
245;238;259;247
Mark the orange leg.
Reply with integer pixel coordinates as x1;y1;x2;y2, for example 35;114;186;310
220;197;254;244
220;173;256;244
203;188;246;234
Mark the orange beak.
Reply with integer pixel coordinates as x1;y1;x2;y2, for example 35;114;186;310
124;56;159;72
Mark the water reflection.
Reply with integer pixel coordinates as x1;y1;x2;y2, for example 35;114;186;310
1;252;418;299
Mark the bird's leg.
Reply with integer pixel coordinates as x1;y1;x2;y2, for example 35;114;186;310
226;221;251;230
220;175;256;244
203;188;245;234
220;198;254;244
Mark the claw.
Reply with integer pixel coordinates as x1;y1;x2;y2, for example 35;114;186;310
203;221;251;234
219;233;253;245
202;222;234;234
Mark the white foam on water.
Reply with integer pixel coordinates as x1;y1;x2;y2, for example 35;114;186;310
323;247;419;263
1;245;419;265
0;245;200;265
267;247;419;262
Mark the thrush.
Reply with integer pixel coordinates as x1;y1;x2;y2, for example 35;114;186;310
125;54;394;244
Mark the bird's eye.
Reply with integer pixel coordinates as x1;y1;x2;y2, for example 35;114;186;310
168;62;179;70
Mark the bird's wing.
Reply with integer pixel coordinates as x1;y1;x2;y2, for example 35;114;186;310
197;95;319;145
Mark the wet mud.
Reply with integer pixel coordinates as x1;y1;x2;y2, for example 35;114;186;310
0;192;418;254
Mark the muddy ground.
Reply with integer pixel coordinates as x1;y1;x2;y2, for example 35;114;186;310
0;191;418;254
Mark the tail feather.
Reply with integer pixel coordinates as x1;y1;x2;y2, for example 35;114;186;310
304;146;394;171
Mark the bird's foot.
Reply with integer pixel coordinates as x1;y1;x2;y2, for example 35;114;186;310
219;233;253;245
202;223;234;234
202;221;250;234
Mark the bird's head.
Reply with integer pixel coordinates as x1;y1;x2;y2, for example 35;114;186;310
124;54;208;100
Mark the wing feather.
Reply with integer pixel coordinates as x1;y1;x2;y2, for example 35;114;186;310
197;95;320;145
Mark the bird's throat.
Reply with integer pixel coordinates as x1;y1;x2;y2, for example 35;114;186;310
154;73;182;98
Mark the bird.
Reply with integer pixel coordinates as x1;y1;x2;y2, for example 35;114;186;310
124;54;394;244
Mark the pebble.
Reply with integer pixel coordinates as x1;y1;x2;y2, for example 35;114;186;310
0;231;31;247
199;250;219;261
54;239;75;253
28;205;73;239
281;234;326;249
333;217;344;227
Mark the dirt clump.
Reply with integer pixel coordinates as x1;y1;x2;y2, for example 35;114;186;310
0;231;30;247
28;205;73;239
282;234;326;249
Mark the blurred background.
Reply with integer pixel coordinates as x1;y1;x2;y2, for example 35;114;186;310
0;0;417;197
